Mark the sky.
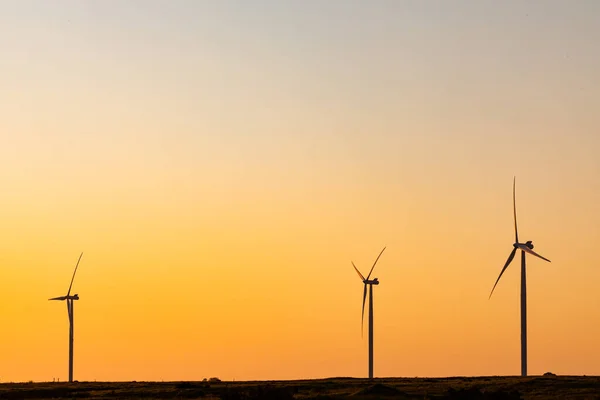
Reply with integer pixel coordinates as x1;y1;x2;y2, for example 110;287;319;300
1;0;599;382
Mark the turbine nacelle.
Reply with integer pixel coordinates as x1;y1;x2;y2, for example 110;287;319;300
364;278;379;285
513;241;534;249
49;294;80;301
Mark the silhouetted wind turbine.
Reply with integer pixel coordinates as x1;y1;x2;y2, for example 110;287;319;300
49;252;84;383
489;178;550;376
351;246;386;379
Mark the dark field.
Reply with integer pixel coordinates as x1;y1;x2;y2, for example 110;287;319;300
1;376;599;399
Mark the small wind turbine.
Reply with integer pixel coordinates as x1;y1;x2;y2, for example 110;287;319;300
351;246;386;379
49;252;84;383
489;178;551;376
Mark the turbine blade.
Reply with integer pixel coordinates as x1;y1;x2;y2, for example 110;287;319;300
361;284;367;337
67;300;71;318
366;246;386;281
49;296;66;301
513;177;519;243
352;262;365;281
522;247;551;263
66;252;83;296
489;247;517;299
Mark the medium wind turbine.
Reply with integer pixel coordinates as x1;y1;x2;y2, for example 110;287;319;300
489;178;550;376
351;246;386;379
49;252;84;383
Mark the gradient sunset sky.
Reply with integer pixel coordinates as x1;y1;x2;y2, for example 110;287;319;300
1;0;599;382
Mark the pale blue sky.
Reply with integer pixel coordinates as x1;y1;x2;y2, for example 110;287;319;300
3;1;598;180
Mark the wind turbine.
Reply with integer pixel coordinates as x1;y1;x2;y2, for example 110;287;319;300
351;246;386;379
49;252;84;383
489;178;551;376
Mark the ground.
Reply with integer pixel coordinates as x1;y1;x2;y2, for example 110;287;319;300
1;376;599;399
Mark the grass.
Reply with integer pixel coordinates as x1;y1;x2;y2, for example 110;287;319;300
1;376;599;399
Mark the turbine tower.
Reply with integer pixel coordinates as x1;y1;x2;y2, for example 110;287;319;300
49;252;84;383
351;246;386;379
489;178;550;376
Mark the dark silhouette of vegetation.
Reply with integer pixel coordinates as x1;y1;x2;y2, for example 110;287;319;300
444;387;522;400
1;376;599;399
352;383;409;397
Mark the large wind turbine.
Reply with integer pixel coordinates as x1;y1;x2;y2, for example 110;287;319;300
351;246;386;379
489;178;550;376
49;252;84;383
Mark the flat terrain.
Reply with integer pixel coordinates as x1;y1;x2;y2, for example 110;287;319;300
1;376;599;399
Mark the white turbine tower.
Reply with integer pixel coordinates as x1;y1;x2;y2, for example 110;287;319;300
489;178;551;376
351;246;386;379
49;252;84;383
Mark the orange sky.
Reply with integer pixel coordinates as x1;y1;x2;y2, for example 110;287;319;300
1;0;599;382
